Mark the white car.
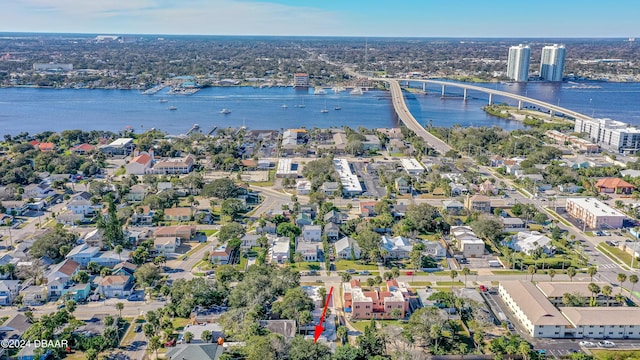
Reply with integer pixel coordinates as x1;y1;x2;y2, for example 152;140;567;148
579;341;596;347
598;340;615;348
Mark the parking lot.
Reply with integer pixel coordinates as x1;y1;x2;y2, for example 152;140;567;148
352;162;386;198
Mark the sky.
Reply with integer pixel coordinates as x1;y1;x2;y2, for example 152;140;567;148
2;0;637;37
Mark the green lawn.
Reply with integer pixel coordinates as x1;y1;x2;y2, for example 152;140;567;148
236;256;248;271
335;260;379;271
491;270;525;275
435;281;464;287
120;317;144;346
591;349;640;360
201;230;218;236
408;281;432;287
598;243;639;269
349;319;406;332
290;261;322;271
172;318;190;332
192;259;214;271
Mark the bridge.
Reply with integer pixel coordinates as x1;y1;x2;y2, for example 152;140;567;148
377;77;596;154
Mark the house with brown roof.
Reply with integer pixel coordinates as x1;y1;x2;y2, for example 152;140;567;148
97;275;134;298
125;153;152;175
150;155;195;174
70;143;96;154
343;279;411;320
210;244;232;265
163;207;192;222
154;225;196;240
37;142;55;152
465;194;491;213
595;178;635;194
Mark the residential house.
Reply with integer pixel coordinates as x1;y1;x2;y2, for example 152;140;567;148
387;138;406;153
558;183;583;193
177;323;224;344
502;231;554;256
442;200;465;215
295;213;312;227
324;223;340;241
324;210;346;224
478;180;497;195
259;320;297;340
22;182;52;200
321;182;340;196
335;236;361;260
391;204;408;219
89;249;129;268
69;143;96;154
1;201;28;216
163;207;192;222
0;280;21;306
359;201;377;217
240;234;261;250
165;344;224;360
125;153;152;175
36;142;55;152
20;286;47;306
296;241;319;261
131;206;154;225
422;241;447;259
502;217;527;232
81;229;104;248
97;275;134;298
302;225;322;242
0;314;31;344
296;181;311;195
256;221;277;235
99;138;135;156
343;279;410;320
450;226;485;258
595;178;635;194
66;244;101;267
45;259;80;298
210;245;232;265
112;261;137;277
270;237;290;264
154;237;180;254
66;194;98;217
126;184;150;202
56;211;85;225
465;194;491;213
380;236;413;259
395;178;411;194
362;135;381;151
154;225;196;240
151;155;195;174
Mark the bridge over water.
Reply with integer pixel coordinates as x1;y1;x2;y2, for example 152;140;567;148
377;78;595;154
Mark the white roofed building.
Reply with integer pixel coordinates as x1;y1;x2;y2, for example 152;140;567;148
333;159;362;197
400;158;426;175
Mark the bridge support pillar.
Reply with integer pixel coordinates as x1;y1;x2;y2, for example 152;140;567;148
441;85;445;97
518;100;523;110
488;93;493;105
463;88;468;101
422;82;426;92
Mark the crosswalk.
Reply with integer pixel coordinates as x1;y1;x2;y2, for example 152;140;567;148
598;263;619;269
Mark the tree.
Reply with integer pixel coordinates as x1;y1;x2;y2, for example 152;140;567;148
202;178;238;199
449;270;459;290
617;273;627;295
65;300;76;314
276;222;301;238
333;344;363;360
115;245;123;262
29;226;77;260
220;198;245;219
85;348;98;360
271;287;315;325
134;263;161;288
567;267;577;282
336;325;349;345
148;335;161;359
548;269;556;281
461;267;471;288
184;331;193;343
71;270;89;284
218;222;245;243
318;287;327;308
602;285;613;306
201;329;213;342
357;319;386;358
96;194;125;248
288;336;332;360
470;217;503;243
629;274;638;294
115;302;124;318
588;282;601;306
527;265;537;282
340;272;352;284
390;308;403;320
356;230;381;262
587;266;597;282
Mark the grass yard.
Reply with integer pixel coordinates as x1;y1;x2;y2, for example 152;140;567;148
201;230;218;236
408;281;433;287
172;318;190;332
591;349;640;360
236;256;248;270
349;319;406;332
435;281;464;287
120;317;144;346
598;243;639;269
290;262;322;271
335;260;379;271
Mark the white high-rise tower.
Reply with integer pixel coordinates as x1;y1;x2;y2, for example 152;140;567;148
507;44;530;82
540;44;566;82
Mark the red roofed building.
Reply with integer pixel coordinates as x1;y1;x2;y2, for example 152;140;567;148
37;142;55;152
125;153;152;175
595;178;635;195
359;201;377;217
154;225;196;240
342;278;411;320
70;143;96;154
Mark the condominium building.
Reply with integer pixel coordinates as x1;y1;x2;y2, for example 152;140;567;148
343;279;411;320
540;44;566;82
565;197;626;229
507;44;530;82
333;159;362;196
293;73;309;87
574;118;640;154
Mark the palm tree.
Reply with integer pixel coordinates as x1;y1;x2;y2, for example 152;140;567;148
461;267;471;288
184;331;193;343
527;265;537;282
449;270;459;290
340;272;352;284
148;335;161;359
587;283;601;307
318;287;327;308
629;274;638;294
615;294;626;305
390;308;403;320
518;341;531;360
293;252;303;264
567;267;576;282
587;266;598;282
601;285;613;306
548;269;556;281
430;324;443;354
115;302;124;318
115;245;123;262
540;253;548;271
617;273;627;295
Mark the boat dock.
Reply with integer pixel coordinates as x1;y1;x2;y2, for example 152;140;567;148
186;124;200;135
142;84;168;95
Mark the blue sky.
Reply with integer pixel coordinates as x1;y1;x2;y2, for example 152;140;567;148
2;0;637;37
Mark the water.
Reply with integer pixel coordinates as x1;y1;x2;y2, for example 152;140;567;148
0;81;639;136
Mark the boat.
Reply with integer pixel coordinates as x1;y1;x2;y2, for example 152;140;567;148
281;103;288;109
220;108;231;114
334;106;342;111
168;106;177;110
159;98;168;103
314;87;327;95
350;87;363;95
320;101;329;113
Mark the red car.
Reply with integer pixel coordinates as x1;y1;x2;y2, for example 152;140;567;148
479;285;488;292
405;271;413;276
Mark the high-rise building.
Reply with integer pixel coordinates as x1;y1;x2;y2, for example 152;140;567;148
540;44;566;82
507;44;530;82
574;118;640;154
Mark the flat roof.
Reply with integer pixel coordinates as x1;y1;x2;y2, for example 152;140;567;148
562;307;640;326
333;159;362;193
500;281;571;326
536;282;608;298
276;158;297;175
566;198;626;218
401;158;425;171
108;138;133;146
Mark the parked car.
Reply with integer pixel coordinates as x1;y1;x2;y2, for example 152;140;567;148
134;324;142;332
359;270;370;275
17;307;31;312
598;341;615;348
345;269;356;274
579;341;596;347
479;285;488;292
